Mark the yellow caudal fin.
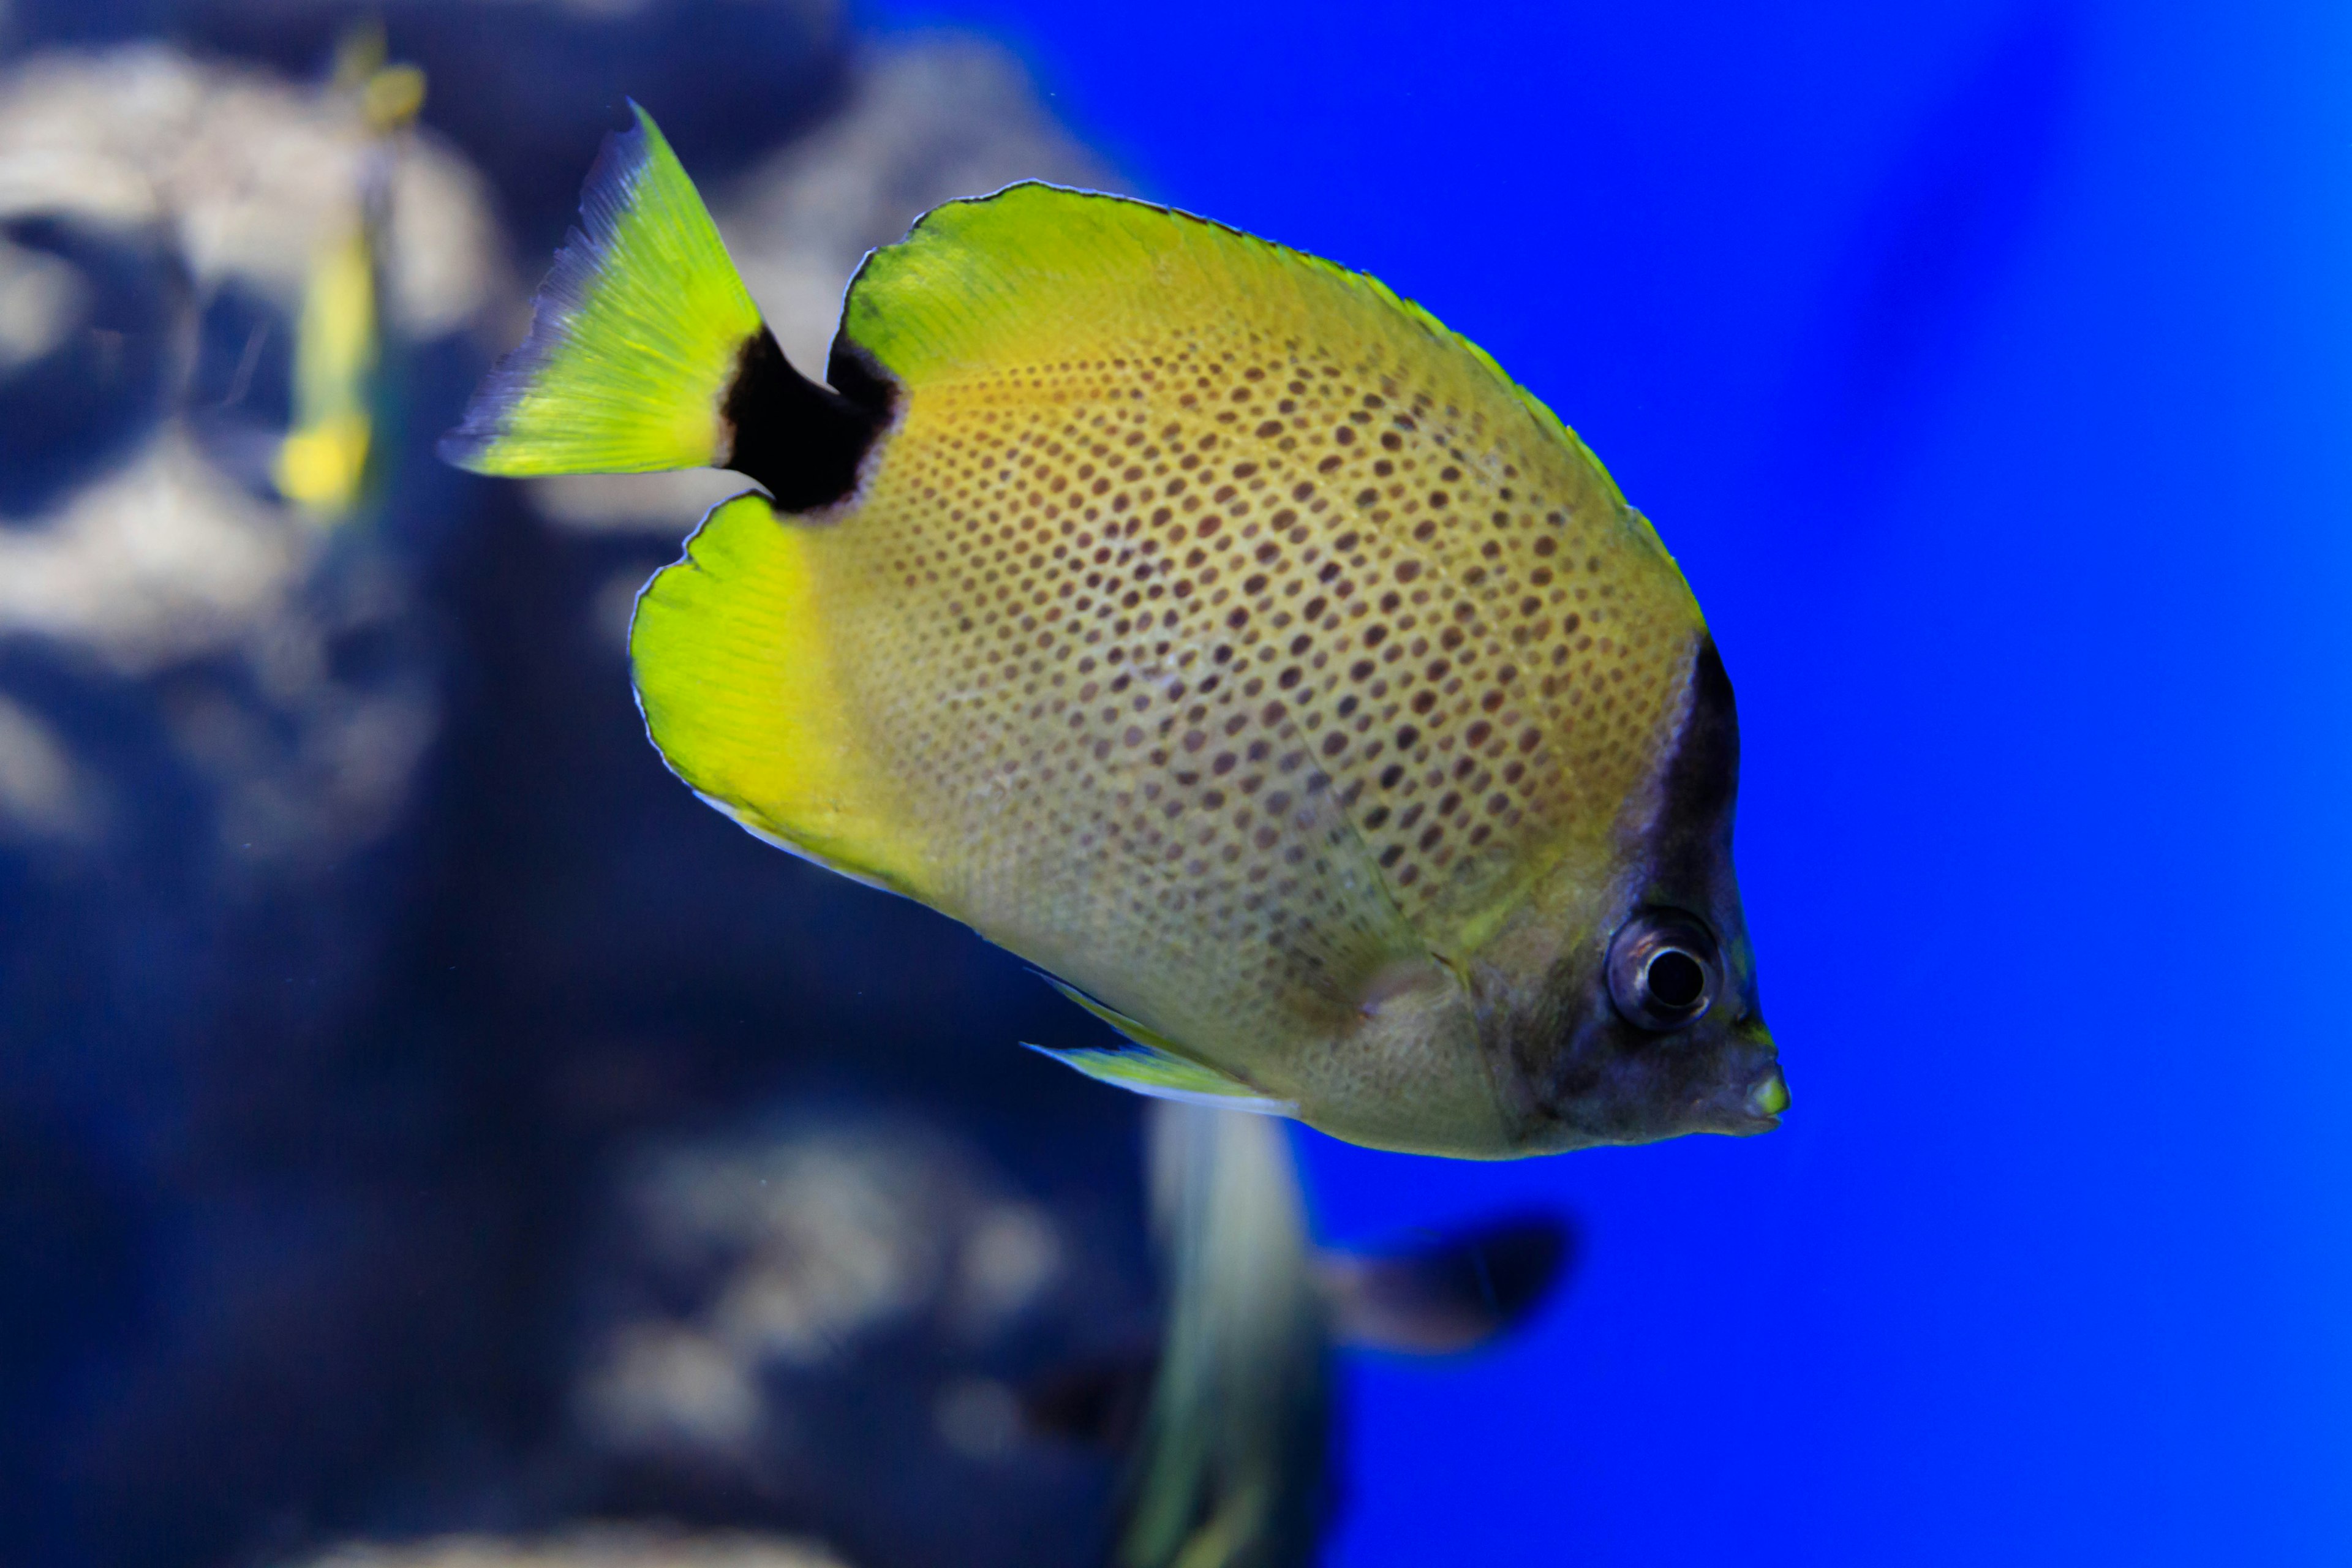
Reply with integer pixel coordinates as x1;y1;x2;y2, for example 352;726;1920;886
838;182;1616;497
441;104;759;476
440;105;891;505
628;492;927;892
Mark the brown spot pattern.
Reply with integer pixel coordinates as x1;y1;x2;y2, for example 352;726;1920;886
797;310;1697;1055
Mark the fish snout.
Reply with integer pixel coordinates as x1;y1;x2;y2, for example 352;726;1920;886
1725;1017;1786;1133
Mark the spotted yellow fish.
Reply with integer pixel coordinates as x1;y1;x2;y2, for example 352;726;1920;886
443;105;1787;1158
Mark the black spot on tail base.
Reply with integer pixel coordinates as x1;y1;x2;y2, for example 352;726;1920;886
721;327;894;511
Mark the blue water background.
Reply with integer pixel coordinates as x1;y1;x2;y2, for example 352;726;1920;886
872;1;2352;1560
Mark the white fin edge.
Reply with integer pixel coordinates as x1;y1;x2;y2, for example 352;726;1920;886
690;788;907;897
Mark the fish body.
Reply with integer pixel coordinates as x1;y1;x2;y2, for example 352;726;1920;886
444;107;1787;1158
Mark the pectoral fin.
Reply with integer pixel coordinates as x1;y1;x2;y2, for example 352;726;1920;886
1029;978;1295;1114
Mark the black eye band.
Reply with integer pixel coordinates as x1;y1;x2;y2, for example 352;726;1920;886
1606;913;1721;1031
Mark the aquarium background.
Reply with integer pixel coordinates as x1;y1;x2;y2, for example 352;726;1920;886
1;1;2348;1565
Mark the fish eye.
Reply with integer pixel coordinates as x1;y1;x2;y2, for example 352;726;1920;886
1606;911;1722;1031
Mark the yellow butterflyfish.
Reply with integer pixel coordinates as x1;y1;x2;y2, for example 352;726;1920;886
443;105;1786;1158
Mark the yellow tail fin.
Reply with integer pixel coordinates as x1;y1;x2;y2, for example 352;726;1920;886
439;103;764;478
442;103;893;508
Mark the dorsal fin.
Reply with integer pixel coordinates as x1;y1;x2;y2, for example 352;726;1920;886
836;182;1617;499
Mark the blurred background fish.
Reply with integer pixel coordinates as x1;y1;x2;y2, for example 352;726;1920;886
270;24;428;522
1097;1102;1569;1568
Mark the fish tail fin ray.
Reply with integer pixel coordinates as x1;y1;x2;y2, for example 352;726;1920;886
1118;1101;1329;1568
439;104;888;503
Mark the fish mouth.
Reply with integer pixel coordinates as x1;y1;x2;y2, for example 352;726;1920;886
1742;1063;1790;1129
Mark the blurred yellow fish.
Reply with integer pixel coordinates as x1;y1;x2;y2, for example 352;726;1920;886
274;26;426;521
443;106;1788;1158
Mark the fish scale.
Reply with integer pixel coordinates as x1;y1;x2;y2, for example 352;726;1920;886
816;287;1697;984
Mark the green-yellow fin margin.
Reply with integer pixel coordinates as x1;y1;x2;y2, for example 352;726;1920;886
629;491;928;895
439;102;761;477
1027;978;1296;1114
840;181;1623;500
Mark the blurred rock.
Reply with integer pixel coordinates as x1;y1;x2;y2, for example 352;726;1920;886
0;24;1156;1568
555;1112;1139;1568
0;47;480;897
1;0;851;252
0;688;104;840
295;1526;853;1568
0;45;500;334
0;44;511;1568
0;417;442;859
0;426;304;671
0;226;87;368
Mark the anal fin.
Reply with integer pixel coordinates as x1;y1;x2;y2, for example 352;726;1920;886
631;491;930;896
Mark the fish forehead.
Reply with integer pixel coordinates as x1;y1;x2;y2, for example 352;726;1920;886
797;315;1702;1062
